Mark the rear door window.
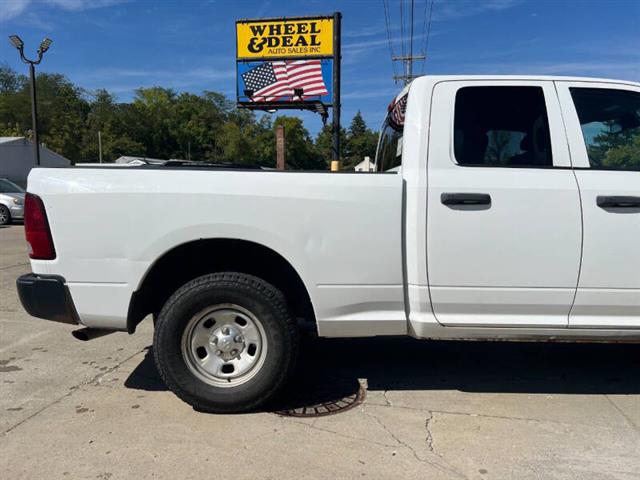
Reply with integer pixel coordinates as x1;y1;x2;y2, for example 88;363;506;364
570;87;640;170
454;86;553;168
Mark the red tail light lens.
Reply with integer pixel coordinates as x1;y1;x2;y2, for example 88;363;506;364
24;193;56;260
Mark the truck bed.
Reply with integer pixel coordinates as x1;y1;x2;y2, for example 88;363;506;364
27;167;405;334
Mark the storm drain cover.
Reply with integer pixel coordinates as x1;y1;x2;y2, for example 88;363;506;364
274;378;366;418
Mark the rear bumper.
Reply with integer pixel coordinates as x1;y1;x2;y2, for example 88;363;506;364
16;273;79;324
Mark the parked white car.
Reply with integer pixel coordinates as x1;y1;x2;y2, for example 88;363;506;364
0;178;25;225
17;75;640;412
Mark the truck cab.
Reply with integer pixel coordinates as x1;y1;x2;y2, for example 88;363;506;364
391;76;640;339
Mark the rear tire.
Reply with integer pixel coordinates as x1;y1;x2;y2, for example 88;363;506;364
0;205;10;226
153;272;298;413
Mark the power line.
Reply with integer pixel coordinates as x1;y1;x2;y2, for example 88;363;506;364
409;0;414;79
421;0;435;74
382;0;398;80
399;0;405;60
418;0;429;74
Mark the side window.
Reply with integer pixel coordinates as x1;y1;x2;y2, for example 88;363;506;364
454;86;553;167
375;95;406;171
570;88;640;170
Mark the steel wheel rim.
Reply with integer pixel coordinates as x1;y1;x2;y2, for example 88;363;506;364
0;207;8;224
181;303;268;388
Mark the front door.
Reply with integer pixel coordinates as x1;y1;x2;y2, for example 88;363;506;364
557;82;640;328
426;80;582;327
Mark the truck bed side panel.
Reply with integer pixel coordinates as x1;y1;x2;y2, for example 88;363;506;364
27;168;405;335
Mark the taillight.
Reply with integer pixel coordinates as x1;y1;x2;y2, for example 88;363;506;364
24;193;56;260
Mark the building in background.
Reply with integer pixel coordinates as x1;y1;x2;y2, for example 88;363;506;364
354;156;375;172
0;137;70;187
115;156;168;166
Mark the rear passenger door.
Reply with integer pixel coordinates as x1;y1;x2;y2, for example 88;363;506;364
426;81;582;327
557;82;640;328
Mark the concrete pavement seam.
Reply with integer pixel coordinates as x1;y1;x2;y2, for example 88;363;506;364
604;394;640;435
364;400;597;429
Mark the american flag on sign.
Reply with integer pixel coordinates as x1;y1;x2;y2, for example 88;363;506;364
242;61;292;102
284;60;329;99
242;60;329;102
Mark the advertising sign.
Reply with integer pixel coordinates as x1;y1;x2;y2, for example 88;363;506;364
235;13;342;165
236;17;334;59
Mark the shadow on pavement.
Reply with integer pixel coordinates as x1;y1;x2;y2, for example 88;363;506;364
125;336;640;414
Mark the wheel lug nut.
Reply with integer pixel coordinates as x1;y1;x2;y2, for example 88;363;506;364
231;349;238;356
211;337;218;344
216;350;222;356
234;335;243;343
222;327;230;335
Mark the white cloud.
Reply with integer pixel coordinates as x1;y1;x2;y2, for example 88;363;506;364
69;65;237;96
434;0;522;20
342;87;402;100
454;60;640;81
1;0;127;21
1;0;30;21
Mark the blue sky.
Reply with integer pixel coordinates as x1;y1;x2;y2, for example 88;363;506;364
1;0;640;136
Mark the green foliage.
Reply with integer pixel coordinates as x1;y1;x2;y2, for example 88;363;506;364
343;110;379;170
0;64;379;170
589;124;640;169
585;121;640;170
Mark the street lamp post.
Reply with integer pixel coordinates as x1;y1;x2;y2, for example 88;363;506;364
8;35;53;166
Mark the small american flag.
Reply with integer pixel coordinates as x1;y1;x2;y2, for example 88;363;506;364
242;60;328;102
389;94;408;129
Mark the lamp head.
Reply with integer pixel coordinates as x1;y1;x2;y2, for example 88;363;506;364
9;35;24;50
38;38;53;54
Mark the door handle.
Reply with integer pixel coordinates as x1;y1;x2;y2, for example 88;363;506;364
596;195;640;208
441;193;491;206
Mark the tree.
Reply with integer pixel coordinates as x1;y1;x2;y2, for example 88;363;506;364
0;64;370;170
343;111;379;170
315;123;347;168
590;123;640;169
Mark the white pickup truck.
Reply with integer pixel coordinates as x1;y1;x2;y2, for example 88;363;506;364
17;75;640;412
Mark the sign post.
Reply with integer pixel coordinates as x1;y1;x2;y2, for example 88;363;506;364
331;11;341;171
235;13;341;169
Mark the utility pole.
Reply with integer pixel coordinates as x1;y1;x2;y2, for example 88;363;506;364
392;0;425;85
98;130;103;163
276;124;285;170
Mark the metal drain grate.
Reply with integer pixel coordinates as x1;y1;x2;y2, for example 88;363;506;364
275;380;366;417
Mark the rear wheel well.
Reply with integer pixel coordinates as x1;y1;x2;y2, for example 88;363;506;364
127;239;315;333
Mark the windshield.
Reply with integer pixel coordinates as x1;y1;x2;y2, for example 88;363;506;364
0;179;25;193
